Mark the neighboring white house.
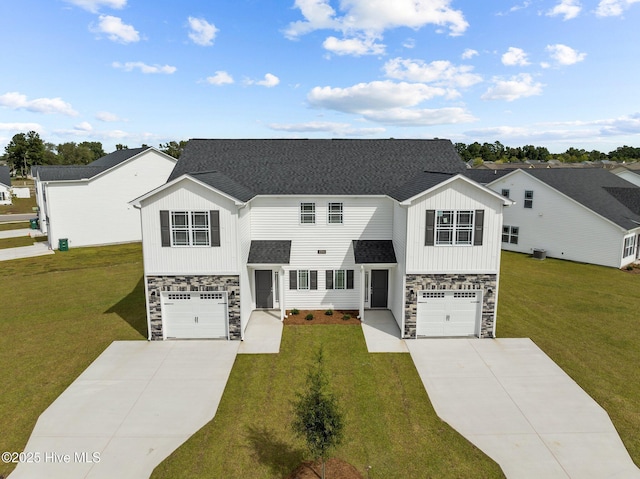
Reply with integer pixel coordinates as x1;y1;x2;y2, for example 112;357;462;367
0;165;11;205
611;165;640;187
35;147;177;249
131;139;511;341
471;168;640;269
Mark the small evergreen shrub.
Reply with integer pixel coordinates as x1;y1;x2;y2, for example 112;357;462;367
325;309;333;316
305;313;314;321
342;314;351;321
291;308;299;315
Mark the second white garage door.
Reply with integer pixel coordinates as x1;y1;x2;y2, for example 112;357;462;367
416;290;481;337
162;291;228;339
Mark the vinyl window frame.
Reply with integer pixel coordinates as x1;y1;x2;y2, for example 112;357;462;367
435;210;475;246
502;225;519;245
327;202;343;224
300;202;316;224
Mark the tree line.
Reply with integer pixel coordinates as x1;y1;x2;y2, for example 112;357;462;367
1;130;187;177
455;141;640;165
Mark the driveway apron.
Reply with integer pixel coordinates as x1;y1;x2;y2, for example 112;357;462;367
10;340;239;479
407;338;640;479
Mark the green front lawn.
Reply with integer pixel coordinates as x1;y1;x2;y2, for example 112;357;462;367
0;221;30;231
152;325;503;479
498;251;640;465
0;243;146;478
0;235;47;249
0;196;37;214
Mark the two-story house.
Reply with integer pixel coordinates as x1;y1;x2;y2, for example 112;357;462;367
131;139;511;341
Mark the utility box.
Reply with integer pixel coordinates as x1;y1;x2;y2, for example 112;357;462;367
29;218;39;230
58;238;69;252
533;249;546;260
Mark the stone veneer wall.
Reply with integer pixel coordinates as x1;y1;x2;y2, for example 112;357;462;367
404;274;497;339
146;275;241;340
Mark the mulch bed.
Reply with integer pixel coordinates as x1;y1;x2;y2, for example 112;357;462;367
284;310;361;325
285;458;364;479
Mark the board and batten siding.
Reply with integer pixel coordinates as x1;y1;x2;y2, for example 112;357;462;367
390;202;408;328
406;178;504;274
140;178;240;275
44;151;175;249
489;173;627;268
238;205;252;334
250;196;394;309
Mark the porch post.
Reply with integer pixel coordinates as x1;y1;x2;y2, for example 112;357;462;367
280;267;285;321
359;265;365;322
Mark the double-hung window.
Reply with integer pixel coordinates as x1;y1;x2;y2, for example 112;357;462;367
435;210;474;246
502;225;519;244
298;270;310;289
524;190;534;208
623;235;636;258
300;203;315;224
171;211;210;246
328;202;343;224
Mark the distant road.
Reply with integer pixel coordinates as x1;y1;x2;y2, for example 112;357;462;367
0;213;37;223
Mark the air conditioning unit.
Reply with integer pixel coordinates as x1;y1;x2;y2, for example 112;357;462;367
533;249;546;260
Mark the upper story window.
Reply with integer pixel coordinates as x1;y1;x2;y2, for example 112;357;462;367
524;190;534;208
425;209;484;247
300;203;315;224
328;202;343;224
501;189;510;198
160;210;220;248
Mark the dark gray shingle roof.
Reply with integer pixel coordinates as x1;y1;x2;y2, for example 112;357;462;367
510;169;640;230
88;147;150;168
170;139;466;199
352;240;397;264
0;165;10;187
247;240;291;264
464;169;515;185
389;171;457;201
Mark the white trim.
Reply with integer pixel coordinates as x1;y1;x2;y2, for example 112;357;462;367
400;174;514;206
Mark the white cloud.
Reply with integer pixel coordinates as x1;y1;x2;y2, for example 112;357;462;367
246;73;280;88
0;122;43;133
363;107;476;126
206;71;234;85
95;111;122;122
74;121;93;132
481;74;544;101
93;15;140;43
285;0;468;40
383;57;482;89
268;121;385;136
0;92;78;116
596;0;640;16
461;48;478;59
501;47;530;66
403;38;416;49
546;44;586;65
547;0;582;20
112;62;177;74
187;17;218;46
64;0;126;13
323;35;385;56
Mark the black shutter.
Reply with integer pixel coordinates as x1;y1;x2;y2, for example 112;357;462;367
310;270;317;290
325;270;333;289
425;210;435;246
210;210;220;247
160;210;170;247
346;270;354;289
289;270;297;290
474;210;484;246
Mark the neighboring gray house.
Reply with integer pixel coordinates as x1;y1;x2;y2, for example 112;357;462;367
0;165;11;205
611;165;640;187
467;168;640;268
131;139;511;341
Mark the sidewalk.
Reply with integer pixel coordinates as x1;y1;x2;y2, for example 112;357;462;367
0;241;54;262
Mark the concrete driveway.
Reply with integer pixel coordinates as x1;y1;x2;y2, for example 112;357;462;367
10;340;239;479
407;338;640;479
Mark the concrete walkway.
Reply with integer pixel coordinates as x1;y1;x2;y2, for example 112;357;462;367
361;310;408;353
10;340;239;479
407;338;640;479
238;310;283;354
0;228;42;239
0;240;54;261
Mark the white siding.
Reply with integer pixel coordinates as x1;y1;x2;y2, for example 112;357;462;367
251;196;394;310
489;172;626;268
237;205;252;333
614;170;640;187
390;202;407;328
45;151;175;249
406;178;504;274
140;179;240;275
0;184;11;205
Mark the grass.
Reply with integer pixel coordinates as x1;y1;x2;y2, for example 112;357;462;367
151;325;503;479
0;243;146;478
0;235;47;249
0;196;37;214
0;221;29;231
497;251;640;466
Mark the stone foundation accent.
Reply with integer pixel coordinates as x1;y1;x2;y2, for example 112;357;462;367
146;275;241;340
404;274;497;339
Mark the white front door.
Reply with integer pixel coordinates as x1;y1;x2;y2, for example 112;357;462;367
416;290;481;337
162;291;228;339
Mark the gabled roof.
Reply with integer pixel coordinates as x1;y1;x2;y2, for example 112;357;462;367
36;147;155;182
352;240;397;264
464;168;515;185
168;139;467;199
0;165;10;187
247;240;291;264
490;168;640;231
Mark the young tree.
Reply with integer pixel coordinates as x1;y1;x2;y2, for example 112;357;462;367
292;348;344;479
159;140;188;159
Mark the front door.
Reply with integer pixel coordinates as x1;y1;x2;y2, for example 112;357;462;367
255;270;273;308
370;269;388;308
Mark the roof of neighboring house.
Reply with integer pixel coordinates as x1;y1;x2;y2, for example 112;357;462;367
352;240;397;264
464;169;515;184
169;139;467;200
492;168;640;231
37;147;152;182
247;240;291;264
0;165;10;187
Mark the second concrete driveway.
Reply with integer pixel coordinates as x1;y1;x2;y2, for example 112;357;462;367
408;338;640;479
10;340;239;479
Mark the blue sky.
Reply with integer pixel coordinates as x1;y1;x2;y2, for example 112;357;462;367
1;0;639;154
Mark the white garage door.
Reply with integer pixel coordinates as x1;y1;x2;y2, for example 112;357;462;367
162;291;228;339
416;290;481;337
